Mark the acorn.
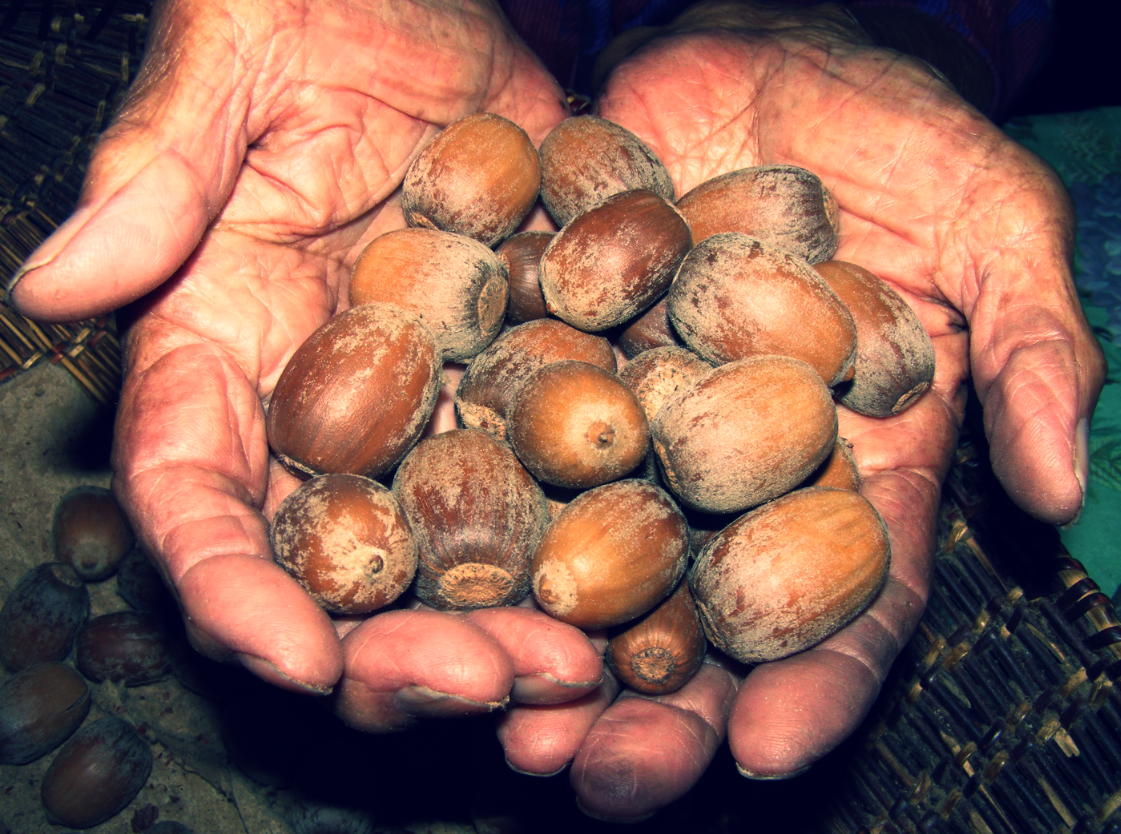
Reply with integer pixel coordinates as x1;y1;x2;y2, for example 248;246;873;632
689;487;890;663
496;230;554;323
652;355;838;514
539;189;692;332
401;112;541;247
813;260;936;416
75;610;172;686
802;437;862;492
0;563;89;673
531;479;689;630
349;228;509;362
115;546;175;613
508;360;649;490
270;474;417;616
41;715;153;829
606;580;706;695
454;318;617;443
0;662;90;765
617;295;685;358
266;303;441;479
539;115;675;227
675;164;839;263
617;346;713;424
392;429;549;610
52;485;134;582
668;233;857;387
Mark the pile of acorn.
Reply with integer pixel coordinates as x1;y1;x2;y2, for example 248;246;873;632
0;486;190;831
266;113;935;694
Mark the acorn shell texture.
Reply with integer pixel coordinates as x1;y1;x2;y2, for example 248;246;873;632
668;233;857;387
266;303;441;479
401;112;542;247
606;580;706;695
690;487;890;663
0;662;90;765
508;360;649;490
454;318;617;443
0;563;89;673
75;610;171;686
531;479;689;630
676;164;839;263
652;356;838;514
270;474;418;615
349;228;509;362
539;189;692;332
814;260;936;417
392;429;549;610
52;485;135;582
539;115;675;227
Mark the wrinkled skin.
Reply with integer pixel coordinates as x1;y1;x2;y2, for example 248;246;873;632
8;0;1105;823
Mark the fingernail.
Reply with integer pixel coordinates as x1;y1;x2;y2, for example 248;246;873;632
393;685;507;718
737;762;813;781
5;206;93;306
1061;418;1090;530
511;672;602;704
235;653;333;696
574;799;656;824
505;756;567;778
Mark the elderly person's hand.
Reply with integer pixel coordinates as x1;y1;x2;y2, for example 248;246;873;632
491;0;1105;820
7;0;607;726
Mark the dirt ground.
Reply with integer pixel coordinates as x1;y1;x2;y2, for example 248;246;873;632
0;363;784;834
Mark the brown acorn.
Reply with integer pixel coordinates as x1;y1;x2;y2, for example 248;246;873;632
539;189;692;332
618;346;713;424
606;580;706;695
496;230;554;323
676;164;839;263
349;228;509;362
402;112;541;247
813;260;936;416
531;479;689;630
539;115;675;227
52;485;134;582
690;487;890;663
115;546;175;614
392;429;549;610
668;233;857;387
270;474;417;616
0;563;89;673
41;716;153;829
802;437;862;492
75;610;172;686
508;360;649;490
652;356;838;514
617;295;685;358
0;662;90;765
454;318;617;443
266;303;441;479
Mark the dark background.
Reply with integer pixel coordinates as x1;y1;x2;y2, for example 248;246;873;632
1007;1;1117;117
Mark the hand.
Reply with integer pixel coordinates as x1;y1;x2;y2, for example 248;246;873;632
493;1;1105;820
6;0;608;722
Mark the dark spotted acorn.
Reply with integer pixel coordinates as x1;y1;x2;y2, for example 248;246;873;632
75;610;172;686
41;716;153;829
0;662;90;765
52;485;134;582
392;429;549;611
0;563;89;673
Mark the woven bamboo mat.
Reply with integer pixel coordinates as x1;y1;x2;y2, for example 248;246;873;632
0;0;147;403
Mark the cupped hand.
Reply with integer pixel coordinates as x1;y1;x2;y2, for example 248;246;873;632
495;0;1105;820
5;0;607;711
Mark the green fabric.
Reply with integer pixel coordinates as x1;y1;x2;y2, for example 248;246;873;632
1002;108;1121;597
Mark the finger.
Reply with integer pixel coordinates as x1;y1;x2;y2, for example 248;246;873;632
465;608;603;705
113;343;343;693
569;660;739;822
496;671;620;777
334;609;516;733
7;6;249;321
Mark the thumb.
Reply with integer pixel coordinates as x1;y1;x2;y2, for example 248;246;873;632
6;19;248;323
